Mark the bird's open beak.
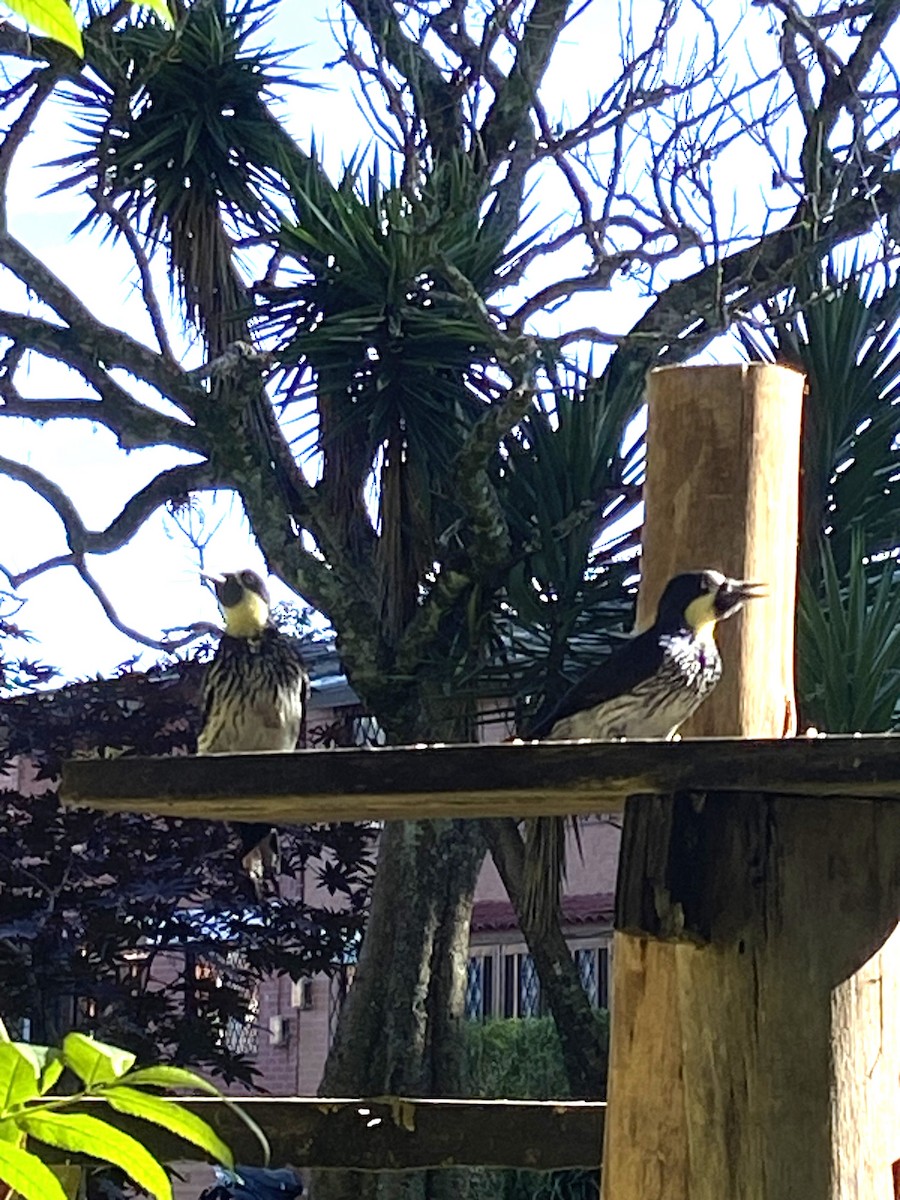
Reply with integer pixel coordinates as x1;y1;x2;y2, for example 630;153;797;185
715;578;767;618
200;571;232;605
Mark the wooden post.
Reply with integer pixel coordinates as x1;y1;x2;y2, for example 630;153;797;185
601;361;898;1199
635;362;800;738
601;363;803;1199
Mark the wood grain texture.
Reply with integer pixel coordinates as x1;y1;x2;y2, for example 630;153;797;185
38;1096;605;1171
637;362;803;738
603;362;805;1200
60;736;900;822
615;792;900;1199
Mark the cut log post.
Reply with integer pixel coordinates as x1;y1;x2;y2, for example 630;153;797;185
600;361;900;1199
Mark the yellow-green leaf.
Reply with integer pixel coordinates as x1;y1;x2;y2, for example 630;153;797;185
103;1086;233;1167
132;0;173;26
0;1138;68;1200
1;0;83;56
0;1116;24;1144
17;1112;172;1200
121;1065;219;1093
39;1056;64;1095
0;1044;40;1114
62;1032;135;1086
9;1044;59;1091
121;1070;269;1163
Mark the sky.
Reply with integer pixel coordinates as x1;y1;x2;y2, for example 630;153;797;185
0;0;872;683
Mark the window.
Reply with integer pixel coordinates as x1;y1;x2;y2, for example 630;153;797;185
224;990;259;1056
465;955;494;1021
502;953;541;1018
575;944;610;1009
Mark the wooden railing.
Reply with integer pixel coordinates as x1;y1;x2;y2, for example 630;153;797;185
60;735;900;1193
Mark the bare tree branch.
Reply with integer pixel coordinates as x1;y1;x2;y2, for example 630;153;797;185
0;456;219;583
0;240;200;416
0;311;202;451
344;0;464;158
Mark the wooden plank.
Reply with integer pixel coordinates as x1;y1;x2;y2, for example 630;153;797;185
38;1096;605;1172
61;736;900;823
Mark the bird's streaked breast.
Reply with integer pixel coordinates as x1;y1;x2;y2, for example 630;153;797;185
548;632;722;741
198;631;305;755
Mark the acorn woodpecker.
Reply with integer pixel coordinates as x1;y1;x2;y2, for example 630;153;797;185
197;569;307;894
522;569;765;928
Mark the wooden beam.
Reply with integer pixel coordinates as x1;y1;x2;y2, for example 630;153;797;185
60;736;900;822
39;1097;605;1172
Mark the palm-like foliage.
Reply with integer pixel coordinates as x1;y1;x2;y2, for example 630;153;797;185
740;262;900;731
54;0;302;351
482;368;644;721
262;151;609;665
798;533;900;732
739;262;900;578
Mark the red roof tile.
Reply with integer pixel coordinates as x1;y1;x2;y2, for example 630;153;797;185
471;891;615;933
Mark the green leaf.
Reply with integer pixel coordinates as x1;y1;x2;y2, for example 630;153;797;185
0;1044;40;1114
1;0;83;55
17;1112;172;1200
102;1086;233;1167
62;1033;135;1086
8;1044;60;1092
121;1065;219;1093
39;1057;64;1096
0;1116;23;1143
0;1138;68;1200
120;1069;269;1164
133;0;174;26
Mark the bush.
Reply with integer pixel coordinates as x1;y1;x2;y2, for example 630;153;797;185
463;1016;608;1200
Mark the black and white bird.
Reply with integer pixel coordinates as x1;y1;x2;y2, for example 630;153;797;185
197;569;307;894
522;569;765;926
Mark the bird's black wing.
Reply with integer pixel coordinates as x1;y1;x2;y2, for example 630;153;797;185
524;626;664;738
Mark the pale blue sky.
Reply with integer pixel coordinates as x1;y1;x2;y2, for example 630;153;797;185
0;1;873;681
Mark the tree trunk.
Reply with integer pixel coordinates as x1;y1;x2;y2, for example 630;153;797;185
315;818;485;1200
483;817;607;1098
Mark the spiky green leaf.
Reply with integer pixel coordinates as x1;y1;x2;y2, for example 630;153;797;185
133;0;173;26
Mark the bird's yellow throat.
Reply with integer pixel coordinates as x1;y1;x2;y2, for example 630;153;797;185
223;590;270;638
684;593;718;645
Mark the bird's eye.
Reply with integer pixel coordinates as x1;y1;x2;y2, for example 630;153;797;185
241;571;257;587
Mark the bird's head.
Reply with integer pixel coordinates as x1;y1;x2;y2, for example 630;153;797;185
656;570;766;639
204;569;271;638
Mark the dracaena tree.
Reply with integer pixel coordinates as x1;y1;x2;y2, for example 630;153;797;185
1;3;900;1196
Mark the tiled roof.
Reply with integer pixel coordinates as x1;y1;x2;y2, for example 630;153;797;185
471;890;615;933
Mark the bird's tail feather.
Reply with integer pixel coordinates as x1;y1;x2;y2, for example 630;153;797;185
523;815;566;933
237;824;280;900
